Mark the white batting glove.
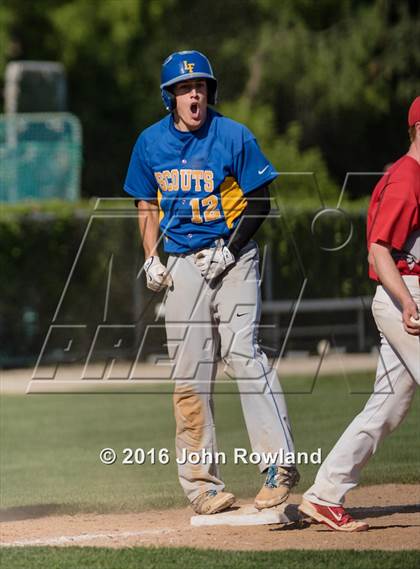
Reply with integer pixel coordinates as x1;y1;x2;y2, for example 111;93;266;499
143;256;173;292
194;243;235;280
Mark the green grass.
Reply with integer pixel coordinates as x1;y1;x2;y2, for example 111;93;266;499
1;547;419;569
1;374;419;513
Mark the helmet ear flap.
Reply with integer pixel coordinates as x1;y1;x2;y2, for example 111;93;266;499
161;88;176;111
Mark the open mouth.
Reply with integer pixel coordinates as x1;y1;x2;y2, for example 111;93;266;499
190;102;200;120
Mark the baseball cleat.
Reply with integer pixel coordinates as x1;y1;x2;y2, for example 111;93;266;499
298;498;369;532
254;465;300;510
191;490;236;515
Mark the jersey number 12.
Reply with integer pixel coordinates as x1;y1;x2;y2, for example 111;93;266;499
190;195;221;224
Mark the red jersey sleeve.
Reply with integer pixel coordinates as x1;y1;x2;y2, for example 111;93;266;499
367;155;420;281
367;181;418;251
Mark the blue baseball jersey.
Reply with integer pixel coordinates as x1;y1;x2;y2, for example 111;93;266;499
124;108;278;254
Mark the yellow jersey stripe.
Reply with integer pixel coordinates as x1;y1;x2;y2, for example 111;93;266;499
220;176;247;229
157;189;164;222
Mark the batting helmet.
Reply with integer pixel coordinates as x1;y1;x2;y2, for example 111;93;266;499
160;50;217;111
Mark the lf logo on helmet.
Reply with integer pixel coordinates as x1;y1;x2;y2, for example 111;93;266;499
183;60;195;73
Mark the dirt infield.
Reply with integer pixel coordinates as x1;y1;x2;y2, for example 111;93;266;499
1;484;419;550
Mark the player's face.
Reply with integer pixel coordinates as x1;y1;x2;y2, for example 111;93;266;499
173;79;208;132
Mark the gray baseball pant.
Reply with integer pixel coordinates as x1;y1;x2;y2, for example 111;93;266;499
165;241;295;502
304;275;419;507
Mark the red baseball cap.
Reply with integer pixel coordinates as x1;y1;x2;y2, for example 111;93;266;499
408;96;420;126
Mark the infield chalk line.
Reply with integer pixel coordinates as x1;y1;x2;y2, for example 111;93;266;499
0;527;176;547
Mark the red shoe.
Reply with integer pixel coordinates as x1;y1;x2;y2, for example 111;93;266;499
299;498;369;532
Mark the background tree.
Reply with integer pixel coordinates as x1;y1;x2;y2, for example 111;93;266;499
1;0;419;200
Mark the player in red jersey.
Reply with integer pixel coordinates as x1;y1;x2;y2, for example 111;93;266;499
299;96;420;532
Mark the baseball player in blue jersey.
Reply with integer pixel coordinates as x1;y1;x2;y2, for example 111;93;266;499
124;51;299;514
